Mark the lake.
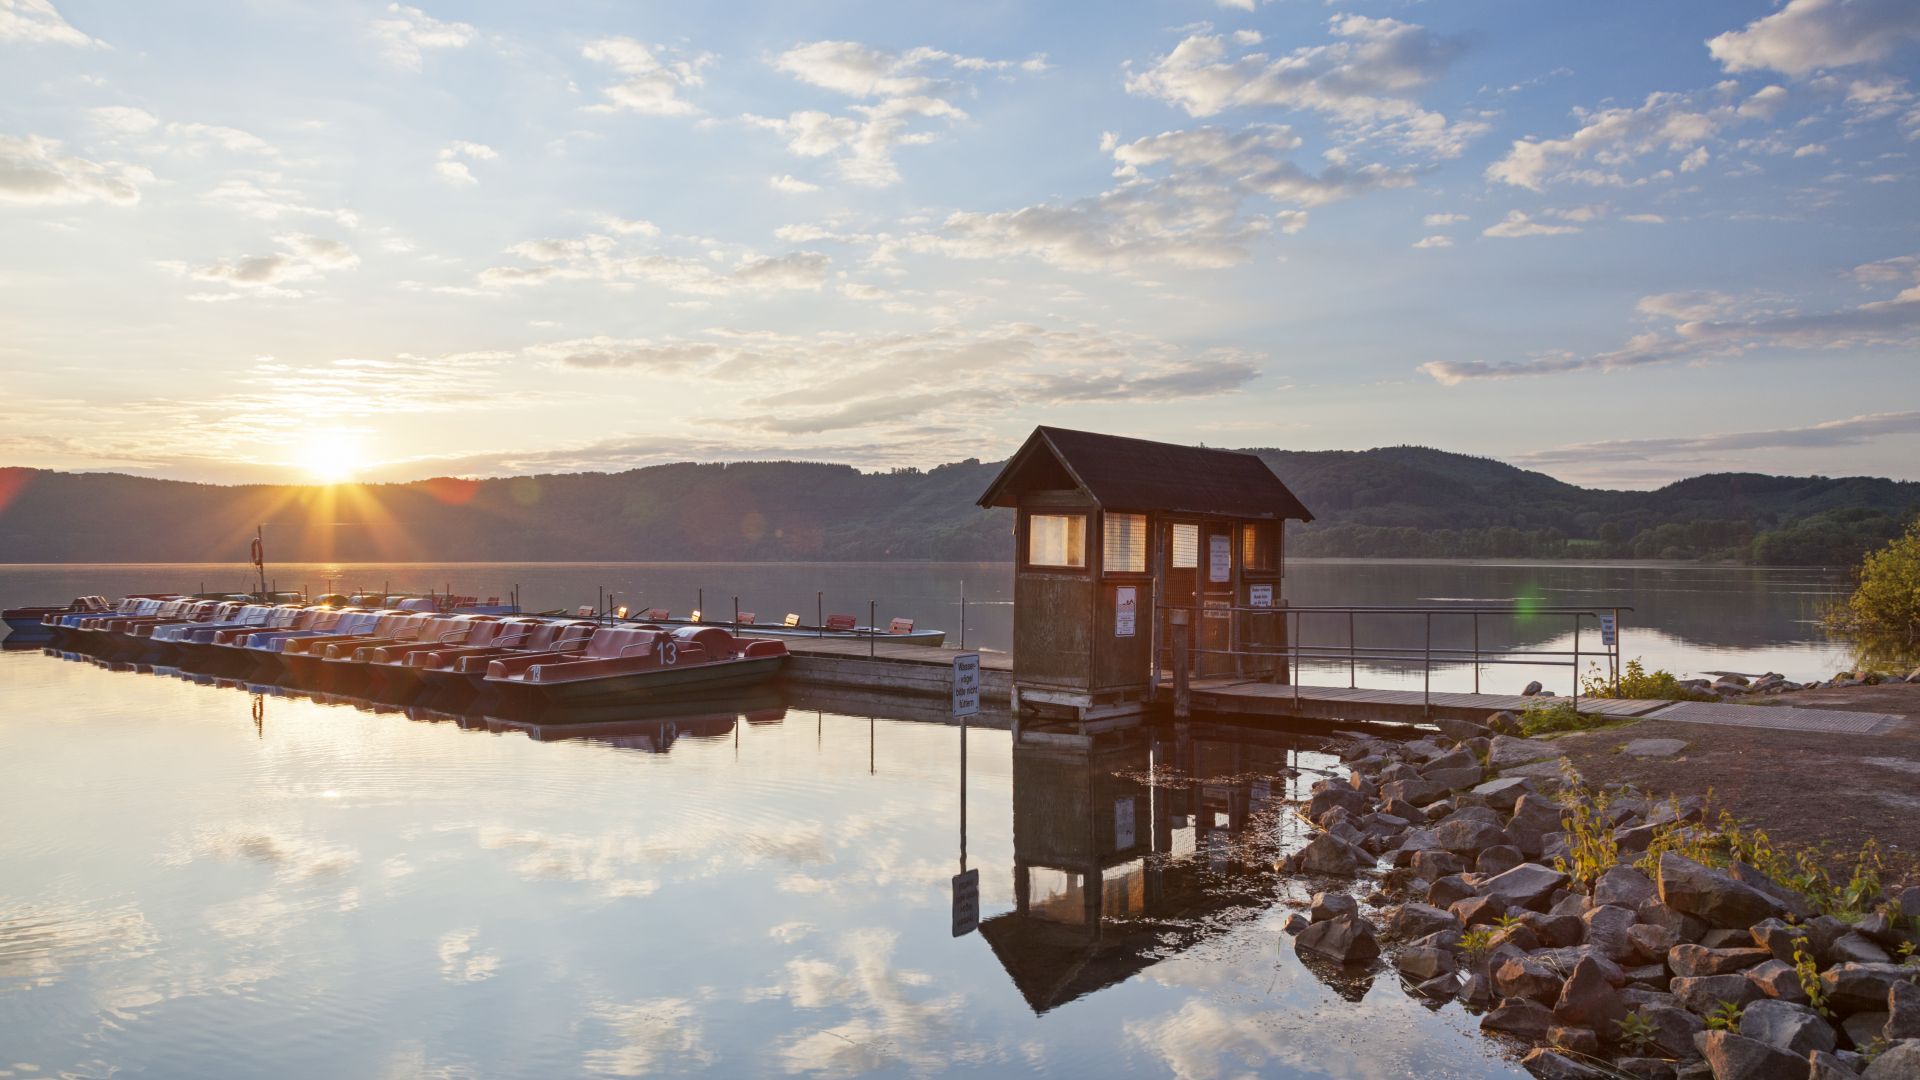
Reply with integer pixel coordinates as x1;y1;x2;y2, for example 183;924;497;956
0;560;1855;1079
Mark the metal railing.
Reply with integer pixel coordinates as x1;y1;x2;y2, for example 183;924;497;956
1158;603;1630;716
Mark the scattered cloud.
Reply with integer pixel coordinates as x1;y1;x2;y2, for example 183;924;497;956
1423;212;1468;226
1708;0;1920;78
1124;18;1485;158
436;929;500;983
1481;210;1579;238
477;228;830;296
585;998;713;1077
0;134;150;206
583;36;711;116
0;0;97;46
435;141;495;186
1487;83;1786;190
1519;410;1920;465
770;174;819;193
203;178;358;229
1420;254;1920;383
370;3;475;71
161;233;359;299
1412;234;1451;248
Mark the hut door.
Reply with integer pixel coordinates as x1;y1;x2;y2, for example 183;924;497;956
1159;521;1199;677
1198;523;1234;674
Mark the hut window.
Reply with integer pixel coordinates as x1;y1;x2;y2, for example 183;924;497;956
1241;522;1278;571
1103;513;1147;574
1027;513;1087;569
1170;523;1199;568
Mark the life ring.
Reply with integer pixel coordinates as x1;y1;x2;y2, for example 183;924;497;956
249;538;264;567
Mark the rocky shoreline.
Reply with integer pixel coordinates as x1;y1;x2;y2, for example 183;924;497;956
1280;714;1920;1079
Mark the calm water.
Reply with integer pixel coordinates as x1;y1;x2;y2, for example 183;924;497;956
1;559;1855;690
0;647;1524;1079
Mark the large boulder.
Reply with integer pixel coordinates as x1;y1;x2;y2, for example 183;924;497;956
1657;853;1783;929
1396;945;1457;982
1637;899;1709;944
1889;979;1920;1041
1743;959;1809;1004
1829;932;1893;965
1737;999;1835;1057
1693;1030;1811;1080
1294;832;1363;877
1670;974;1761;1016
1381;778;1451;807
1864;1041;1920;1080
1310;891;1358;923
1636;1004;1705;1059
1435;817;1509;855
1471;776;1537;812
1726;861;1814;921
1386;903;1461;941
1488;735;1559;769
1477;845;1525;876
1481;997;1555;1040
1821;963;1920;1014
1667;945;1772;978
1479;863;1570;912
1594;866;1658;909
1296;913;1380;965
1553;956;1627;1032
1629;923;1680;965
1519;1048;1608;1079
1583;904;1640;963
1308;784;1368;821
1425;765;1485;791
1496;955;1569;1005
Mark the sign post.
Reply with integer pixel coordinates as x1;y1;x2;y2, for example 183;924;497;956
951;652;980;718
951;868;979;936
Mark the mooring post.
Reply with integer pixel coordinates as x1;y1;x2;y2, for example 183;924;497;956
733;596;739;629
816;592;823;637
869;599;876;657
1171;607;1191;720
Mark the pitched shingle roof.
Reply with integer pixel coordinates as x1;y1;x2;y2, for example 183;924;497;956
977;426;1314;521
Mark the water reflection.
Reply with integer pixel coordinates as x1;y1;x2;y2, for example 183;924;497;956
1;645;1526;1078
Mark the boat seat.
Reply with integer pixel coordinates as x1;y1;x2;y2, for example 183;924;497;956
888;618;914;634
825;614;857;631
645;608;670;621
736;612;756;625
784;613;801;627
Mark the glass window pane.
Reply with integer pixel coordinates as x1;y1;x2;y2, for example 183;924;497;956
1028;514;1086;568
1171;524;1199;569
1103;513;1146;574
1241;523;1277;571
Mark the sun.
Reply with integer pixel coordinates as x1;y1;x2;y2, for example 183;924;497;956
295;430;367;485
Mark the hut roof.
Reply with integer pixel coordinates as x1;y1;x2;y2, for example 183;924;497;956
976;426;1314;521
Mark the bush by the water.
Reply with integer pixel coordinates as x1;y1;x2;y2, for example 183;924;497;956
1578;657;1714;701
1517;700;1611;736
1824;519;1920;666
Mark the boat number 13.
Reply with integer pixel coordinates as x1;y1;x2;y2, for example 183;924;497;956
656;640;679;666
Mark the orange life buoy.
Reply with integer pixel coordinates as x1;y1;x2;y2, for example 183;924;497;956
250;538;264;567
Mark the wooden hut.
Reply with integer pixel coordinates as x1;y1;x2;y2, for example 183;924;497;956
977;426;1314;722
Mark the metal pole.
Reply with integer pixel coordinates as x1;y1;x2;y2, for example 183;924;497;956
1474;612;1481;695
1572;613;1581;710
733;596;739;629
1423;612;1431;715
960;580;966;651
1292;608;1300;709
817;592;823;637
1348;610;1355;689
869;599;876;657
1612;606;1621;684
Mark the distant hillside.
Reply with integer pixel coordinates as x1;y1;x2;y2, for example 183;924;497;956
1;446;1915;566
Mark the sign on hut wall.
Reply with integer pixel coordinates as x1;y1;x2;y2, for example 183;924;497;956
1249;584;1272;608
1208;534;1231;583
1114;586;1137;637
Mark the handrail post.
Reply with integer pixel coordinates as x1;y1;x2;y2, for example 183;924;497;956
1572;613;1581;711
1347;610;1355;689
869;599;876;658
1291;608;1300;709
1473;612;1480;695
1423;612;1431;717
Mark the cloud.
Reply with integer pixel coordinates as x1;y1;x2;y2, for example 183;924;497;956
746;40;1037;186
163;233;358;298
1487;84;1785;190
436;929;500;983
88;105;159;134
476;227;831;296
1708;0;1920;77
1481;210;1579;238
370;3;475;70
583;36;710;116
1423;212;1467;226
1123;18;1484;158
908;126;1412;272
770;174;819;193
434;141;495;186
1412;234;1452;248
0;0;97;46
0;134;151;206
1419;255;1920;383
202;178;358;228
1519;410;1920;466
525;338;723;371
596;215;659;236
584;998;713;1076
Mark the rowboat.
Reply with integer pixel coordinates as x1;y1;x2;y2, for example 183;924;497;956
484;625;786;708
622;608;945;647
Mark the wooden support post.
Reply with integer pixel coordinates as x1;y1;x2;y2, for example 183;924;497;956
1171;607;1191;720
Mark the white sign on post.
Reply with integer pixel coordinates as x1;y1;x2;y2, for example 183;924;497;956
951;652;980;717
1114;586;1137;638
951;868;979;937
1248;584;1273;608
1208;534;1231;583
1600;614;1617;648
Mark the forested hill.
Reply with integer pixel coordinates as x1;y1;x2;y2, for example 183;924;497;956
1;446;1915;566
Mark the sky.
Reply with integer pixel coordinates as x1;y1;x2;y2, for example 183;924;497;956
2;0;1918;491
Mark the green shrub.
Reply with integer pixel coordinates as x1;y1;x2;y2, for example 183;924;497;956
1823;520;1920;667
1519;700;1610;736
1580;658;1715;701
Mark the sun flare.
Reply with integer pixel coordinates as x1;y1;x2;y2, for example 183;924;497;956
296;432;366;485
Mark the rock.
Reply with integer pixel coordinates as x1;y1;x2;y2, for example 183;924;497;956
1414;972;1459;998
1744;959;1810;1004
1496;955;1569;1005
1518;911;1587;949
1472;776;1537;811
1550;1025;1601;1056
1428;874;1477;910
1638;1004;1707;1058
1750;918;1805;964
1639;899;1710;944
1283;912;1310;934
1451;896;1505;928
1863;1041;1920;1079
1435;716;1492;742
1403;738;1447;761
1595;866;1659;909
1630;923;1681;964
1381;798;1423;822
1888;980;1920;1042
1615;1058;1678;1080
1426;765;1485;791
1461;971;1493;1006
1726;861;1816;921
1554;956;1627;1032
1435;817;1509;855
1623;988;1681;1010
1396;945;1457;982
1854;912;1900;948
1490;922;1542;955
1479;862;1571;912
1477;845;1524;876
1482;997;1556;1040
1623;738;1689;758
1807;1049;1860;1080
1820;964;1920;1014
1583;904;1640;963
1521;1047;1606;1079
1841;1012;1889;1051
1521;681;1545;696
1658;853;1783;929
1694;1030;1813;1080
1423;748;1478;773
1670;974;1761;1016
1668;945;1773;978
1738;998;1836;1057
1550;892;1591;919
1387;903;1461;941
1295;913;1380;965
1411;849;1467;881
1489;735;1559;769
1295;832;1363;877
1381;778;1452;807
1310;891;1358;923
1308;784;1370;821
1486;710;1524;735
1829;932;1893;965
1512;792;1565;832
1626;963;1671;989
